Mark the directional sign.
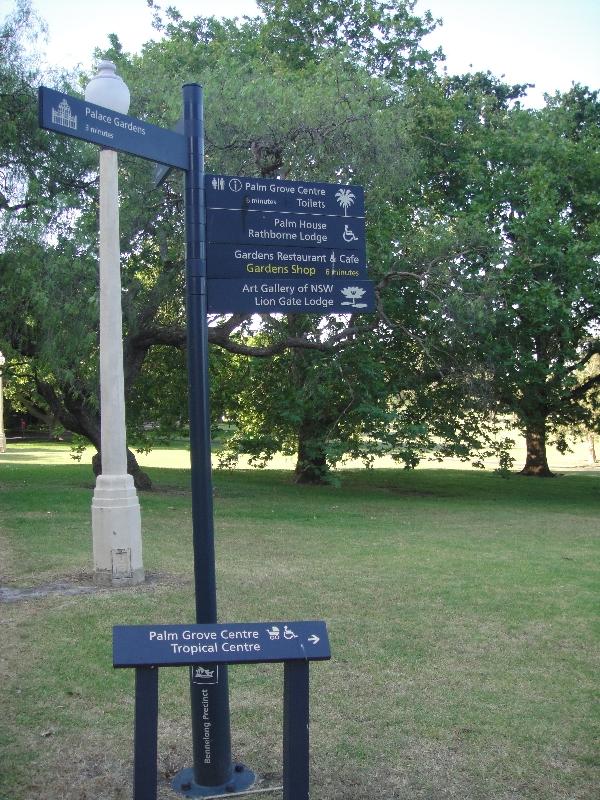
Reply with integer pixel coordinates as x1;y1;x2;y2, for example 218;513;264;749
204;174;374;314
113;621;331;667
206;174;364;218
206;208;365;250
206;242;368;280
38;87;187;169
207;278;375;314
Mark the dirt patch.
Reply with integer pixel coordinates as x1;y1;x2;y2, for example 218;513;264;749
0;572;168;602
0;582;97;602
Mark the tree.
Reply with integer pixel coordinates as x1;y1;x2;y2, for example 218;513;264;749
401;74;600;475
3;2;434;485
214;323;395;483
254;0;440;78
0;1;103;450
474;89;600;475
8;1;596;486
99;4;450;483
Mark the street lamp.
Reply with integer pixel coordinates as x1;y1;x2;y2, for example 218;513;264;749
85;61;144;586
0;351;6;453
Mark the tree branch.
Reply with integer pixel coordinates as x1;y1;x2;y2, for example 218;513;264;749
567;371;600;403
564;340;600;375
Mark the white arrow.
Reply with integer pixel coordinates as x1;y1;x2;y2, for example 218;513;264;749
307;635;320;645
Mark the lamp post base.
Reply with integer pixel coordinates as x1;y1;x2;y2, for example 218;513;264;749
92;473;144;586
172;764;255;797
92;562;145;586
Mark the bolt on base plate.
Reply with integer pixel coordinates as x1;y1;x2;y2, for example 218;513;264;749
172;764;255;797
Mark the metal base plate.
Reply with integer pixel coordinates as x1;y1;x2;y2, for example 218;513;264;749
171;764;256;797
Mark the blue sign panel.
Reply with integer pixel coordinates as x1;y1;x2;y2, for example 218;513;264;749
113;621;331;668
38;87;187;169
207;278;375;314
206;242;368;280
206;174;364;218
206;208;365;251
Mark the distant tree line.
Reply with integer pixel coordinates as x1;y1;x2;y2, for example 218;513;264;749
1;0;598;487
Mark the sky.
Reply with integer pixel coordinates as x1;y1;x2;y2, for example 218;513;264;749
16;0;600;107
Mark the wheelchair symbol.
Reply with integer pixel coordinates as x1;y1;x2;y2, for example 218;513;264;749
343;225;359;243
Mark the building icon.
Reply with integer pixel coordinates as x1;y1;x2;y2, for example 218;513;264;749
52;99;77;131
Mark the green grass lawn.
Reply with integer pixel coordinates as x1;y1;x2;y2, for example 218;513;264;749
0;445;598;799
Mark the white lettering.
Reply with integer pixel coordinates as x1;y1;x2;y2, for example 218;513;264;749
248;228;298;241
114;116;146;135
86;107;112;124
149;630;179;641
269;183;296;195
221;642;262;652
297;185;326;196
274;217;297;229
170;643;218;654
220;629;260;640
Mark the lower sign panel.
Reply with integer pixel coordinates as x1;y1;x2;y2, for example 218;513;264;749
113;621;331;667
207;278;376;314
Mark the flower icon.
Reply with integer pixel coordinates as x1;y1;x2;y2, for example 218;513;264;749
340;286;368;308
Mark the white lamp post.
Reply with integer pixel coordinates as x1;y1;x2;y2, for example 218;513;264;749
85;61;144;585
0;352;6;453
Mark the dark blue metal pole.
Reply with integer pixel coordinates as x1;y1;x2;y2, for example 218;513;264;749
173;83;254;797
134;667;159;800
283;661;310;800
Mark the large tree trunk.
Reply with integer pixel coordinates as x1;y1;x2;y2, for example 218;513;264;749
92;448;154;491
294;419;330;484
36;379;154;490
588;433;597;464
520;420;554;477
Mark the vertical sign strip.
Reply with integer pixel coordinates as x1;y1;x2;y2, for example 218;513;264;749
182;82;235;790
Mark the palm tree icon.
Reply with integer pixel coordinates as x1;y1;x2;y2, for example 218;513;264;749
335;188;356;217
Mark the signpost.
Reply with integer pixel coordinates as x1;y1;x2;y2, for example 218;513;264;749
206;207;366;248
205;173;375;314
205;242;367;280
113;620;331;668
39;82;372;799
179;84;250;796
39;83;250;796
38;86;187;169
207;277;375;314
113;622;331;800
205;173;365;216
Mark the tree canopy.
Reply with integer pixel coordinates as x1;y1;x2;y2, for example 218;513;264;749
1;0;598;484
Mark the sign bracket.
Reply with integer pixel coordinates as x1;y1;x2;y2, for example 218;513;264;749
115;620;330;799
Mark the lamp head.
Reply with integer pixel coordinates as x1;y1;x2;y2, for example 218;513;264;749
84;60;130;114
